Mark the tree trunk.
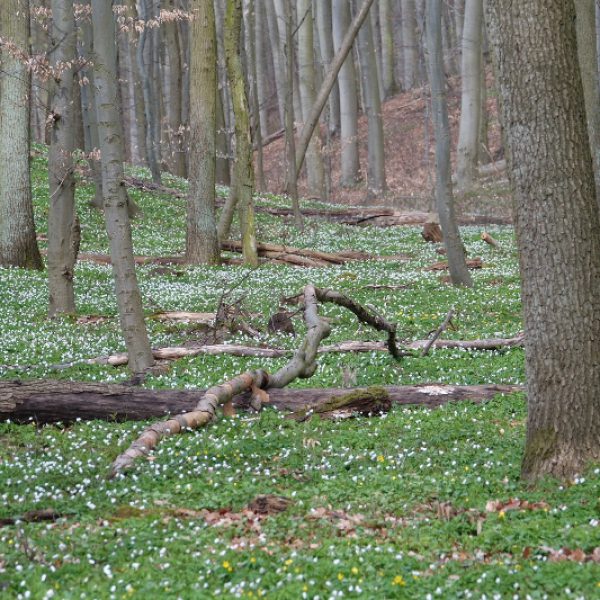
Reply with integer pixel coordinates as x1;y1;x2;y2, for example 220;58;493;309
136;0;162;184
0;0;43;270
486;0;600;481
265;0;286;128
379;0;396;98
215;87;231;185
333;0;361;187
401;0;418;90
222;0;258;266
254;0;269;138
164;0;186;178
455;0;483;193
426;0;473;287
297;0;326;200
356;1;386;199
186;0;220;265
0;379;522;424
575;0;600;201
91;0;154;373
48;0;79;316
315;0;341;136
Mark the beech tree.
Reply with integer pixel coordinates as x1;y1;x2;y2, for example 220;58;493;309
487;0;600;480
186;0;220;265
0;0;43;270
47;0;79;316
426;0;472;288
91;0;154;373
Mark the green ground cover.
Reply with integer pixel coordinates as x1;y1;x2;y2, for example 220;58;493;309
0;154;598;598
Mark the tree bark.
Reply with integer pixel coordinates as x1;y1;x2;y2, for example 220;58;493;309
487;0;600;481
221;0;258;266
379;0;396;98
0;0;43;270
186;0;220;265
401;0;418;90
426;0;473;287
91;0;154;373
455;0;483;193
332;0;361;187
356;1;386;199
47;0;78;316
297;0;326;200
0;379;522;424
136;0;162;184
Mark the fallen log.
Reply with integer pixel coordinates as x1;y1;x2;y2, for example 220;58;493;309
0;379;523;425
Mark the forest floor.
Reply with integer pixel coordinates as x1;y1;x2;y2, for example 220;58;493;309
262;72;509;218
0;152;599;598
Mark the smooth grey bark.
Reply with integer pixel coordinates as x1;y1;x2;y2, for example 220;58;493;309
297;0;326;199
254;0;269;138
455;0;483;192
426;0;473;287
244;0;266;191
401;0;418;90
333;0;361;187
266;0;286;128
0;0;43;270
78;0;104;209
379;0;396;98
575;0;600;200
136;0;162;183
315;0;341;135
357;0;386;198
487;0;600;482
186;0;220;265
48;0;79;316
164;0;186;178
91;0;154;373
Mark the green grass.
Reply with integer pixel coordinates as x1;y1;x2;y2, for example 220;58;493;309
0;153;598;599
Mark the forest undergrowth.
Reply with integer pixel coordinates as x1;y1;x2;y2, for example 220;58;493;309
0;153;598;599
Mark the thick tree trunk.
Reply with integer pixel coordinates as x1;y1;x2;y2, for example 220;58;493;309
487;0;600;481
455;0;483;193
333;0;361;187
186;0;220;265
91;0;154;373
0;0;43;270
266;0;286;128
47;0;78;317
426;0;473;287
0;380;522;424
356;3;386;199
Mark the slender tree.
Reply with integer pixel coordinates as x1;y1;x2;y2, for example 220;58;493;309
297;0;326;200
186;0;220;265
0;0;43;270
48;0;79;316
219;0;258;266
487;0;600;481
91;0;154;373
426;0;472;287
401;0;419;90
455;0;483;192
356;0;386;199
333;0;361;187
